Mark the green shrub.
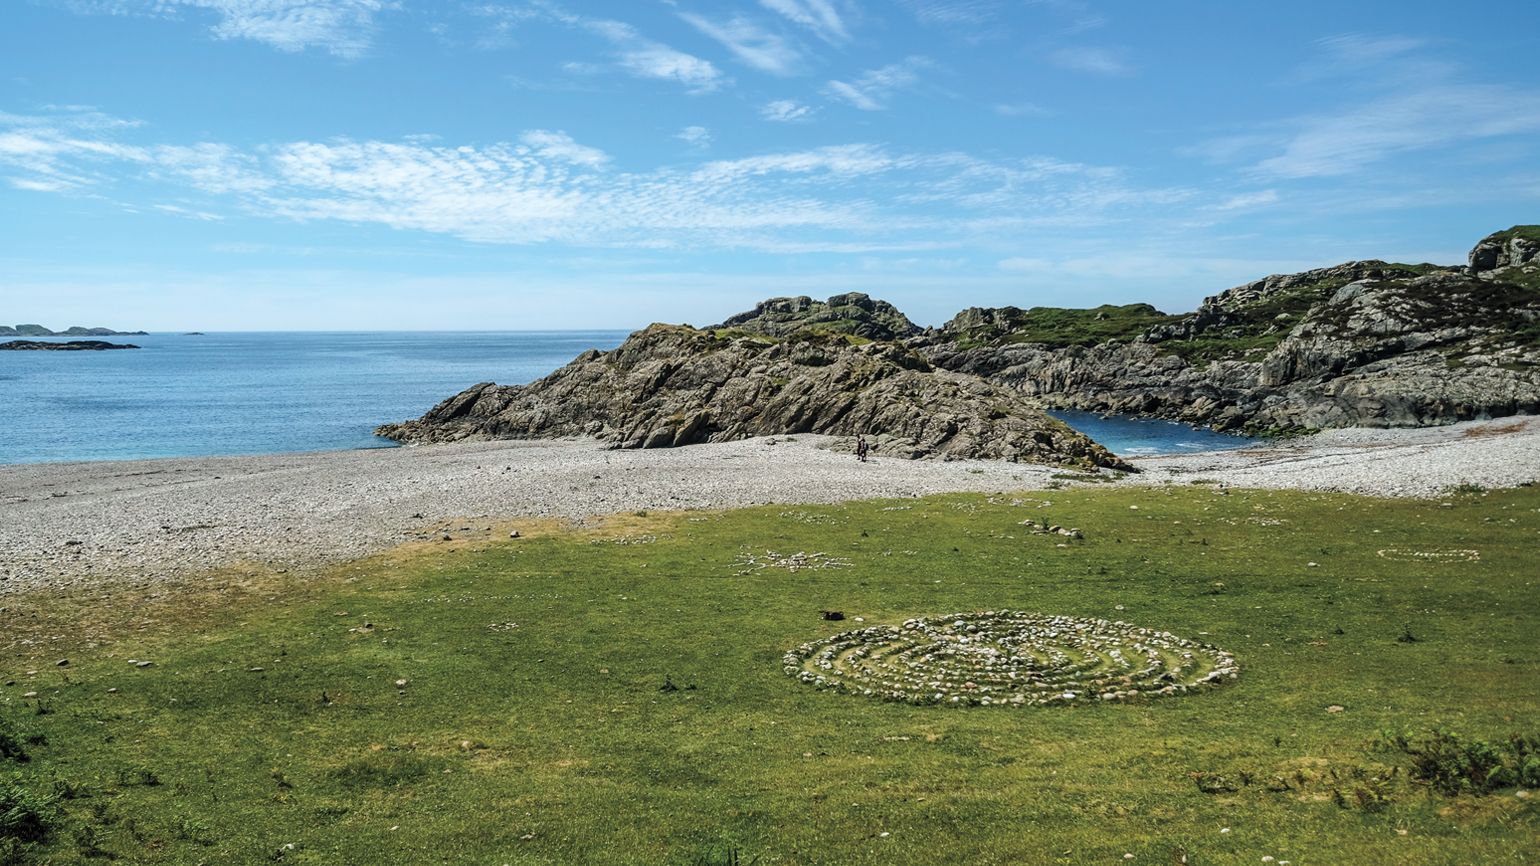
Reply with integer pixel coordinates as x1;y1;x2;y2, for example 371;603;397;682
0;780;56;844
1382;729;1540;795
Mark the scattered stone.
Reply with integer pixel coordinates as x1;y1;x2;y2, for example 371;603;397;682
1325;705;1344;714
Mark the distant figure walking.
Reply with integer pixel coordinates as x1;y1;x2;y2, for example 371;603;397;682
855;435;870;463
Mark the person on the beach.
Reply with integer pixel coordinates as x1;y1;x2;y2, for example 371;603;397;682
855;435;869;462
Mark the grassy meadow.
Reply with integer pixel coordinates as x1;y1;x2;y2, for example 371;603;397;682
2;483;1537;864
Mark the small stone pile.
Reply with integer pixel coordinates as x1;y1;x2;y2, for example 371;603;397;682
1018;518;1085;539
784;610;1238;707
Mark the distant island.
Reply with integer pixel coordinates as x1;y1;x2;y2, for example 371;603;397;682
0;339;140;351
0;324;148;336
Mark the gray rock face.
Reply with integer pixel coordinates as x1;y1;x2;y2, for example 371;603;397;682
712;292;920;341
1469;226;1540;274
378;324;1130;469
917;231;1540;432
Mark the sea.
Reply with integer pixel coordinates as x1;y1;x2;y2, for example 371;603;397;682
0;332;1254;464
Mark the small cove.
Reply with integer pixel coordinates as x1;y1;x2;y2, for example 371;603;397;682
1047;409;1255;457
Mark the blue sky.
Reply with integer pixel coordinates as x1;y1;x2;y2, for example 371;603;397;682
2;0;1537;330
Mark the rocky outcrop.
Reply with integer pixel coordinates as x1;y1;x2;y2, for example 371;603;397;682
712;292;920;341
0;340;140;351
1469;226;1540;275
378;324;1129;469
916;229;1540;432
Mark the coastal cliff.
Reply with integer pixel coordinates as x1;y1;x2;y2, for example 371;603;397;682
377;323;1129;468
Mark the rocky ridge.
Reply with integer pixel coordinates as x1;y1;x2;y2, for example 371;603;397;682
378;323;1129;469
917;227;1540;432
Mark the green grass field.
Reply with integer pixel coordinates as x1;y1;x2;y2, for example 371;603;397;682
2;485;1537;865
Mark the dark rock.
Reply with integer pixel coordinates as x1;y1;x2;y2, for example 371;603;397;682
0;340;140;351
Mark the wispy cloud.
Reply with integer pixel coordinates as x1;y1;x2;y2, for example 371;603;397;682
760;99;815;122
898;0;1001;27
675;125;712;148
1316;33;1427;64
994;102;1050;118
520;130;610;167
479;3;725;92
1255;84;1540;178
1188;37;1540;180
824;56;933;110
678;12;803;76
1213;189;1279;211
757;0;851;44
52;0;394;58
1047;47;1130;76
0;108;1207;253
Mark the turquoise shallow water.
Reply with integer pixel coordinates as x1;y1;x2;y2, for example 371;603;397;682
0;333;1254;464
1046;409;1254;457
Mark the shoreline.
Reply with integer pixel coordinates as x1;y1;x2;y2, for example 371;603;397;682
2;417;1537;597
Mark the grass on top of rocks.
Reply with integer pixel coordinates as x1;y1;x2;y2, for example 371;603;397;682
2;485;1538;865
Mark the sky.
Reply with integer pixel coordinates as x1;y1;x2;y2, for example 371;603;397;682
1;0;1538;331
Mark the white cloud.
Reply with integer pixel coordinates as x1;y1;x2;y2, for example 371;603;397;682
618;45;725;91
760;99;815;122
1047;47;1130;76
675;126;712;148
521;130;610;167
678;13;804;76
824;57;933;110
758;0;851;43
55;0;393;58
0;108;1213;253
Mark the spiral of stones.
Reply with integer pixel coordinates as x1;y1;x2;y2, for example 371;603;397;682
783;610;1238;707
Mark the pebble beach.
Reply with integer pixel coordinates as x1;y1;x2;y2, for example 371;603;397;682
2;417;1537;596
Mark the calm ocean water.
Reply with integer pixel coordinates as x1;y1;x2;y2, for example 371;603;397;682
0;332;1253;464
0;331;628;464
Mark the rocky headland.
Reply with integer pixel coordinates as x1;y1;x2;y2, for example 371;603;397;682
916;226;1540;433
0;339;140;351
378;320;1128;469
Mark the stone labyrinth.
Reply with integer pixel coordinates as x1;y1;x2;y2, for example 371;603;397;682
784;610;1238;707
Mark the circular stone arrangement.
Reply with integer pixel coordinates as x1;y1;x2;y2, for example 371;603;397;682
783;610;1238;707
